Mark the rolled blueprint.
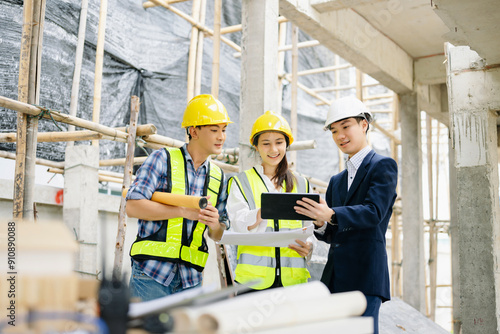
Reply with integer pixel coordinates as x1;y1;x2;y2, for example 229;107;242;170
197;289;367;334
171;281;333;333
122;189;208;209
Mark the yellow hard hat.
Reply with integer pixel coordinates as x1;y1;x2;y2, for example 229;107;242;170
250;110;294;145
181;94;233;128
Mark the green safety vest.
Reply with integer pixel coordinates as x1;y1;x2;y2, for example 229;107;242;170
229;167;311;290
130;147;223;272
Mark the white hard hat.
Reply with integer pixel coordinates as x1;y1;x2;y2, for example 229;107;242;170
324;96;372;131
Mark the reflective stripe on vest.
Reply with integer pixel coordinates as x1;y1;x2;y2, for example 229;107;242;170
231;168;311;289
130;147;222;271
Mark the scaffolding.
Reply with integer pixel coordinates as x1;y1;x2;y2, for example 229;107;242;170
0;0;454;328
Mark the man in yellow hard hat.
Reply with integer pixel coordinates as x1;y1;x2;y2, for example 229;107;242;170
126;94;232;301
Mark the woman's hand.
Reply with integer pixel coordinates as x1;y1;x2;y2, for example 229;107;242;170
288;239;312;258
247;209;264;231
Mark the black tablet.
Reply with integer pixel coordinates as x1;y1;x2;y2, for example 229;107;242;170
261;193;320;220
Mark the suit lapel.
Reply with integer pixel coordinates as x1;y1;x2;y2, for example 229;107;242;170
338;170;348;204
344;150;375;205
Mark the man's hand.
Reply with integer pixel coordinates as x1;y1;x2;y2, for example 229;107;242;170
294;197;334;227
198;203;220;229
199;196;225;241
288;239;312;258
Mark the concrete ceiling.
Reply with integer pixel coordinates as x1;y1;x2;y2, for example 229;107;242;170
349;0;450;59
279;0;499;127
310;0;500;64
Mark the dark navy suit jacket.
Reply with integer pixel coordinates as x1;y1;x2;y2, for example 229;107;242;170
315;150;398;301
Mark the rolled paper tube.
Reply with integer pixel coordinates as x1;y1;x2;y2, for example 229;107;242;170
122;189;208;209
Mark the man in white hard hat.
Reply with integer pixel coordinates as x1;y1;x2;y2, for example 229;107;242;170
295;96;398;334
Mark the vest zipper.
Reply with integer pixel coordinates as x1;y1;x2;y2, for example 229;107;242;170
274;219;281;280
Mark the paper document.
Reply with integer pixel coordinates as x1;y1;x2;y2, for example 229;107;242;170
219;223;313;247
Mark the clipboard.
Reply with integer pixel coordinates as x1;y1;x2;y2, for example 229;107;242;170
261;193;320;220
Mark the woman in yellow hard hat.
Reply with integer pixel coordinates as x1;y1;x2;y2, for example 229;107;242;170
227;110;313;291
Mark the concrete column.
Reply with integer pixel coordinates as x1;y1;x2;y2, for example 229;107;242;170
400;92;426;313
63;145;99;277
446;44;500;334
448;135;461;334
239;0;279;171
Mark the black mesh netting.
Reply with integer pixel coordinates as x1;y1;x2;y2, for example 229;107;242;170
0;0;391;182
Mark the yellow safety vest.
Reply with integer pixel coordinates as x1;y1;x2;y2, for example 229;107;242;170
229;167;311;290
130;147;223;272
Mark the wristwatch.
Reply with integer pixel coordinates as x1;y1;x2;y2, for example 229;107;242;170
327;210;338;226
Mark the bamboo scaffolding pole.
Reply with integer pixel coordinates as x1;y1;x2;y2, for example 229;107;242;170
0;96;129;141
365;100;393;108
211;0;221;98
47;168;125;184
283;74;332;106
312;81;381;94
289;24;299;170
143;0;189;8
67;0;89;147
276;21;287;113
24;0;46;220
0;150;64;169
371;121;401;145
220;16;287;35
294;172;328;194
47;167;134;181
363;93;394;101
194;0;206;97
427;115;437;321
116;124;157;136
114;96;140;280
99;156;148;167
367;109;393;113
279;39;319;52
187;0;201;102
0;124;156;143
435;122;441;228
210;159;238;173
142;133;185;148
92;0;108;146
356;69;363;101
289;140;316;151
99;175;125;184
210;153;237;164
297;63;352;77
211;1;229;285
334;55;341;100
233;39;319;58
13;0;34;218
148;0;241;52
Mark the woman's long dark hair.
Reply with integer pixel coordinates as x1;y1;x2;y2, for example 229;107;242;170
253;132;296;193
